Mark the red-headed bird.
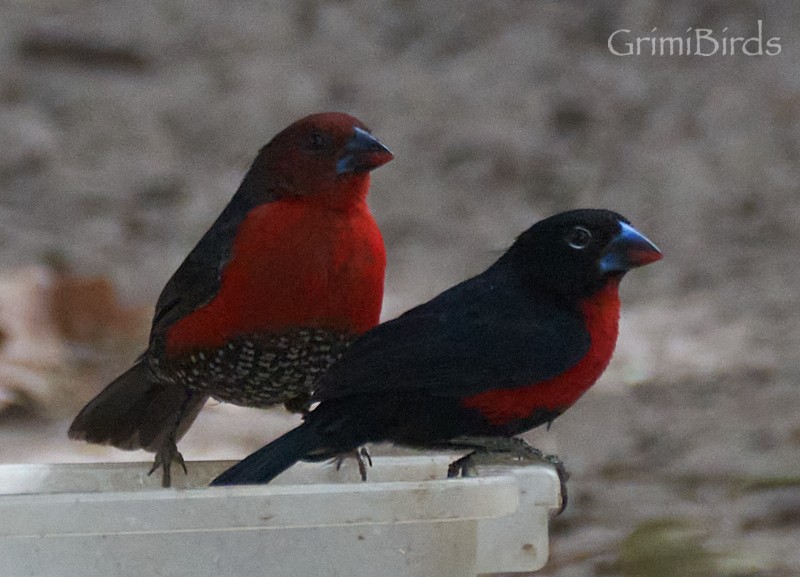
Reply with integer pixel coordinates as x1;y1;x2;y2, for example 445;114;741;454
211;209;662;501
69;112;393;486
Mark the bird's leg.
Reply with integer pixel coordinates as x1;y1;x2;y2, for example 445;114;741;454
147;436;187;488
445;436;570;515
334;447;373;481
355;447;373;481
146;389;199;487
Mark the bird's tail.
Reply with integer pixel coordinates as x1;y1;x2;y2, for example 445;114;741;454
68;359;206;453
211;422;324;486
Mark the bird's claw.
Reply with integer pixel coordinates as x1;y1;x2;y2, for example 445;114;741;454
147;440;187;488
539;453;570;515
445;438;570;515
334;447;373;481
447;453;479;478
355;447;372;481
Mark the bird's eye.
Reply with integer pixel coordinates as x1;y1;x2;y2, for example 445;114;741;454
302;131;332;151
566;226;592;249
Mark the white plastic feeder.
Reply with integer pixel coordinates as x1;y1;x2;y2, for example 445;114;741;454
0;455;560;577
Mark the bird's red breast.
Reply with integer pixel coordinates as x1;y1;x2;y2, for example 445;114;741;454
461;279;621;425
164;191;385;357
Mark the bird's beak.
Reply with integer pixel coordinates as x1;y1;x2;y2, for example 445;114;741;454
336;127;394;175
599;221;662;274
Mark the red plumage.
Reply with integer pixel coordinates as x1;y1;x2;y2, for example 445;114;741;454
69;112;392;486
461;279;621;424
210;210;662;504
165;195;385;355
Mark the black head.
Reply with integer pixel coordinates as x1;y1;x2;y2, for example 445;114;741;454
499;209;662;303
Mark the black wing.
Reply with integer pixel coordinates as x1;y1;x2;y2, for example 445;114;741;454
313;264;590;401
150;162;276;340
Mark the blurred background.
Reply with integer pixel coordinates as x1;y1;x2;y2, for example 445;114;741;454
0;1;798;575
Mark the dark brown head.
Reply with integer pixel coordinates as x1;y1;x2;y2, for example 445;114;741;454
250;112;393;204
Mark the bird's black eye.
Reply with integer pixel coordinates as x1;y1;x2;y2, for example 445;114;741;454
302;131;332;151
566;226;592;249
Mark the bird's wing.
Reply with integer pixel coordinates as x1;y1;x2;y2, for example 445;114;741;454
150;173;274;338
313;268;590;401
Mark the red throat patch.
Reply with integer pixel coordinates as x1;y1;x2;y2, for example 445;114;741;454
461;279;621;426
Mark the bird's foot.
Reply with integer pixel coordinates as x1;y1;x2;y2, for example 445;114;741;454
447;453;480;478
445;437;570;515
334;447;373;481
147;439;188;488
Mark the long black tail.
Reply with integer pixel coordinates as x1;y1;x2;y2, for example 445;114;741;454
69;359;206;452
211;422;323;486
